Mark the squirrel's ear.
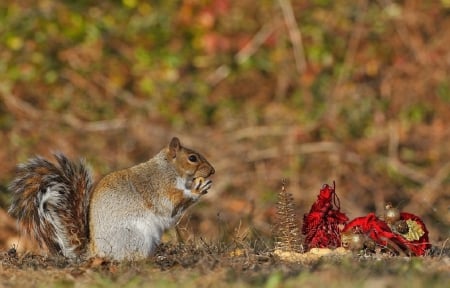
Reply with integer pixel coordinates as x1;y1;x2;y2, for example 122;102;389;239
168;137;181;158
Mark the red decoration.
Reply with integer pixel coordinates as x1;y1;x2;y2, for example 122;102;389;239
302;182;349;250
342;212;430;256
396;212;430;256
300;182;430;256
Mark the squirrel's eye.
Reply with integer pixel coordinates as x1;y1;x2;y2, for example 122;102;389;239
188;155;198;162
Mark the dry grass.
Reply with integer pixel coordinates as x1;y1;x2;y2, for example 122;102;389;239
0;241;449;288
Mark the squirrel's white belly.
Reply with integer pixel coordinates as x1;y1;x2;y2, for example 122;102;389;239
133;212;175;249
92;211;175;260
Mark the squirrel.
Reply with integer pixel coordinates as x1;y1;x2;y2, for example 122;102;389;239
8;137;215;261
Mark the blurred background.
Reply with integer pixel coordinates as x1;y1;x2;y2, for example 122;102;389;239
0;0;449;251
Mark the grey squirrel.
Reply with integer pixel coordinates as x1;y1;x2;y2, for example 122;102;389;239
8;137;215;261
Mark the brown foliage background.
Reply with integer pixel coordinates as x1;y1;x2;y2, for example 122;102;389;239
0;0;449;251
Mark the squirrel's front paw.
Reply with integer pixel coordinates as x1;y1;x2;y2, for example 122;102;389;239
193;177;212;195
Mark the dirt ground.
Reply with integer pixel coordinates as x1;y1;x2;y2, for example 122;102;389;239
0;241;449;288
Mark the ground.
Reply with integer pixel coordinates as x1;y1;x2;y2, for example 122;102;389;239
0;242;449;287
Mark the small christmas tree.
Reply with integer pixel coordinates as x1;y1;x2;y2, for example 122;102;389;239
274;180;303;253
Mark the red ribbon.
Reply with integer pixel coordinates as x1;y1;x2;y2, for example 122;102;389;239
342;212;430;256
301;182;430;256
302;182;349;250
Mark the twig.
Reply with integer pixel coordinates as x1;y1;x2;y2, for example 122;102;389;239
206;65;231;86
232;125;295;141
413;162;450;206
277;0;306;74
380;236;408;257
328;0;368;118
246;141;342;162
377;0;423;65
1;92;126;132
231;124;318;141
387;121;428;184
235;21;278;64
63;114;127;132
175;226;185;244
1;93;41;119
387;121;450;214
386;158;429;184
207;19;278;86
437;238;449;258
388;122;400;159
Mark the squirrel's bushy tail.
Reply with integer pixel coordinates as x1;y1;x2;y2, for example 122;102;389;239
9;153;93;259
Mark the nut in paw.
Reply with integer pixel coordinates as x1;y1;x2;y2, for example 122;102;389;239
193;177;212;195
